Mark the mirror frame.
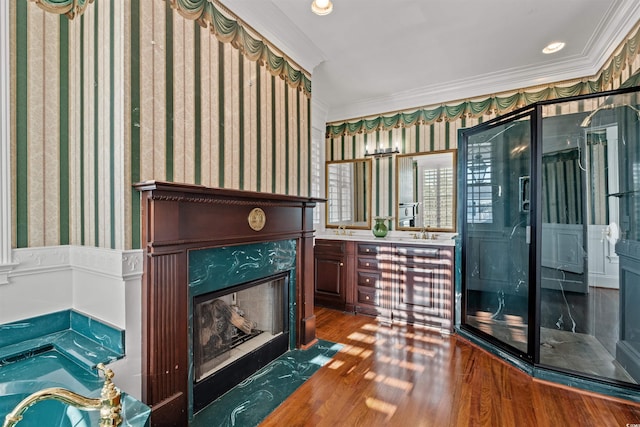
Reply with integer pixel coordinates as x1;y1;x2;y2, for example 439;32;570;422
395;149;457;232
325;158;373;230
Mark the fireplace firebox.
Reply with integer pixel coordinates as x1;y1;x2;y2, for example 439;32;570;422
192;272;289;412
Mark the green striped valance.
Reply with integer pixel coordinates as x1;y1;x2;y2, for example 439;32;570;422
29;0;94;19
621;69;640;89
169;0;311;96
327;24;640;138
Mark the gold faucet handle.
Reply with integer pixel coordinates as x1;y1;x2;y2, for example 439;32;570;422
96;363;120;402
95;363;122;426
96;363;114;381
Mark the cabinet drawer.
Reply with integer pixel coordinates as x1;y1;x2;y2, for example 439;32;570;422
357;286;379;306
357;257;380;270
315;240;345;255
396;246;440;258
357;243;380;256
358;271;381;288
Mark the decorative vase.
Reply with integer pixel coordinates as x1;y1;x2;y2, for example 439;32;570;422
372;217;388;238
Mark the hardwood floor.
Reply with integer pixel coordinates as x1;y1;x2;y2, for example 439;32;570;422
260;307;640;427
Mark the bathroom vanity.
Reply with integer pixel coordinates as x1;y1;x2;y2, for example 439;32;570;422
314;236;454;333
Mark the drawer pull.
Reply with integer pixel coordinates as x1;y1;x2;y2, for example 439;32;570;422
366;278;370;283
365;295;370;300
365;262;370;266
339;262;344;266
365;248;370;252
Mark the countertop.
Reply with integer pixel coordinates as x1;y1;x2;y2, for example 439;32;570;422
315;232;457;246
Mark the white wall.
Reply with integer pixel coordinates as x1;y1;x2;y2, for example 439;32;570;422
0;245;144;399
312;97;329;231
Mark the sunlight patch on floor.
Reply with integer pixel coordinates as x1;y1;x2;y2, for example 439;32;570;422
393;342;437;357
340;344;373;359
347;331;380;344
361;323;382;332
365;397;397;420
375;355;426;372
364;370;414;392
326;359;345;369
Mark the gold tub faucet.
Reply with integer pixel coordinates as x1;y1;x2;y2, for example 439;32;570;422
3;363;122;427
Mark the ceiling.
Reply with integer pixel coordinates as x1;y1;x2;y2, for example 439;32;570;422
220;0;640;123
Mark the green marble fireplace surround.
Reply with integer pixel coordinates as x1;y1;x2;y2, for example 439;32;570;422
188;240;297;417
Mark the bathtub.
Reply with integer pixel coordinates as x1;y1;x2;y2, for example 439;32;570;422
0;311;150;426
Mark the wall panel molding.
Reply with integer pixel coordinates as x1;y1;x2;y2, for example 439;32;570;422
9;245;142;282
0;0;16;284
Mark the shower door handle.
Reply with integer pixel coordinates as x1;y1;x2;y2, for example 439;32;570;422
519;176;530;212
526;226;531;244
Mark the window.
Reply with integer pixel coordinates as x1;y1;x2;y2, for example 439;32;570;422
311;130;323;227
327;163;353;224
423;166;454;228
467;142;493;224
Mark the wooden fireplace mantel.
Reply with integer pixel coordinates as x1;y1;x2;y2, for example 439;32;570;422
134;181;323;426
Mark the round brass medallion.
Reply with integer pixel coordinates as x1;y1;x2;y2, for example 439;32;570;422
248;207;266;231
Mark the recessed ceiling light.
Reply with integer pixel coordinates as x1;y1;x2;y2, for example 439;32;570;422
311;0;333;16
542;42;565;54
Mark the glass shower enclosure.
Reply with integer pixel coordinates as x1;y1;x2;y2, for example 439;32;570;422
459;87;640;390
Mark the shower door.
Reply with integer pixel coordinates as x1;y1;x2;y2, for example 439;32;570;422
538;93;638;385
459;88;640;390
461;111;535;357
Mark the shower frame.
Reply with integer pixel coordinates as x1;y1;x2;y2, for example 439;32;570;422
457;86;640;402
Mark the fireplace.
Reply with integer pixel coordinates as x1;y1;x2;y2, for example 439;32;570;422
134;181;322;427
188;240;297;413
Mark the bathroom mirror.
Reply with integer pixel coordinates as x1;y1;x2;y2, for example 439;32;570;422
326;159;372;229
395;149;457;231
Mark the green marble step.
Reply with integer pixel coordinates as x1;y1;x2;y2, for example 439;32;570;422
192;339;343;427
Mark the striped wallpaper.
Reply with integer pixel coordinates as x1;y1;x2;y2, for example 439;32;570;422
11;0;312;250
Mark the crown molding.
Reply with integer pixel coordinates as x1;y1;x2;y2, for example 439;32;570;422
326;1;640;122
326;56;596;122
583;0;640;72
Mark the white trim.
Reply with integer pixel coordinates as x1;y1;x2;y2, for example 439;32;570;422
0;1;16;285
10;245;143;281
2;246;143;328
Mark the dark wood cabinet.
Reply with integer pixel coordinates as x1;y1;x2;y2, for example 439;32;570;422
314;239;350;310
314;238;455;333
355;242;392;319
394;245;453;331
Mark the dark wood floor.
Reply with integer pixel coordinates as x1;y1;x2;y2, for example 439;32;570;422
260;307;640;427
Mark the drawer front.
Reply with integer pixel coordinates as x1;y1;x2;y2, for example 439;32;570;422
396;245;440;258
357;286;379;306
357;257;380;270
315;240;345;255
357;271;381;288
357;243;380;256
